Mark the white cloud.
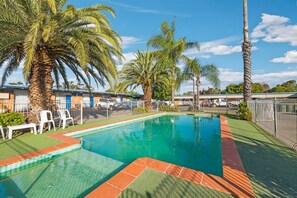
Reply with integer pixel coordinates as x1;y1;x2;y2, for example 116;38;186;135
113;52;136;71
271;50;297;63
184;36;257;57
199;55;210;59
202;45;241;55
120;36;142;49
178;67;297;93
252;13;297;46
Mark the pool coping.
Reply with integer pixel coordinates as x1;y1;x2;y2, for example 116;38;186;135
0;113;165;173
86;115;255;198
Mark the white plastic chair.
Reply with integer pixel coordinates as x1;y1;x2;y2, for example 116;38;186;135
58;109;74;129
0;126;4;140
38;110;56;133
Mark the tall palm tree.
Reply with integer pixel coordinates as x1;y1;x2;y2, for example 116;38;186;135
182;72;196;110
183;58;220;110
0;0;122;120
119;50;170;110
242;0;252;101
147;18;199;105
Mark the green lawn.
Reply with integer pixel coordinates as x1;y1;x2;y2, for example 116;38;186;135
227;116;297;198
0;112;157;160
0;133;61;160
119;168;232;198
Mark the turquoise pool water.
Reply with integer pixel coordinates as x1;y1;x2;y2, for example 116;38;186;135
0;114;222;197
82;115;222;176
0;150;124;198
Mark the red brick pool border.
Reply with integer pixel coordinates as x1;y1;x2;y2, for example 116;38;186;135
86;115;255;198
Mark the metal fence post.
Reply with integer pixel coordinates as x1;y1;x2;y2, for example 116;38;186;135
273;98;278;137
226;97;228;114
106;101;109;118
255;99;257;123
80;100;83;125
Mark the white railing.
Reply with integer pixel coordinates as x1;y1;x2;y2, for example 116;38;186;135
248;99;297;150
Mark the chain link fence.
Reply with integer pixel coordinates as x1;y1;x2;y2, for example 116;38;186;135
0;99;167;125
248;99;297;150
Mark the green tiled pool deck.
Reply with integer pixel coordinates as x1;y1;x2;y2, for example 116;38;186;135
0;150;123;197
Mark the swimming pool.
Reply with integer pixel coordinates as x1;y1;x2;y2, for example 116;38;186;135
0;114;222;197
82;115;222;176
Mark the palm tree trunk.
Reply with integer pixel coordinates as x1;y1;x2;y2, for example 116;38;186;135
242;0;252;101
143;85;153;111
171;65;175;105
28;47;54;122
192;77;195;111
196;77;200;111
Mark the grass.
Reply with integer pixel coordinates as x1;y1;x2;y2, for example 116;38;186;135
119;168;232;198
226;115;297;198
0;112;158;160
0;133;61;160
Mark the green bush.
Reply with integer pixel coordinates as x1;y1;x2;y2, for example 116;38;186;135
134;107;148;113
159;104;180;112
0;112;26;127
237;102;252;121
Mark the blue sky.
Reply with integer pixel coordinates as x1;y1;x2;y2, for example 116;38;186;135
4;0;297;93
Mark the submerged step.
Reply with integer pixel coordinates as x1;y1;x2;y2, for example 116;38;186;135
0;149;124;198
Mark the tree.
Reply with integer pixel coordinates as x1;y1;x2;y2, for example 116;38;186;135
224;83;243;94
260;82;270;92
242;0;252;101
271;80;297;92
8;82;23;86
0;0;122;120
183;58;220;110
252;83;264;93
152;84;171;101
119;50;170;110
147;18;199;104
200;87;221;94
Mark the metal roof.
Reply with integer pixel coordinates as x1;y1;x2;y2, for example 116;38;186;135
175;92;297;99
0;85;143;97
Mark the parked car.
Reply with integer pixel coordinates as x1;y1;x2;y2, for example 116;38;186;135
201;100;213;107
228;100;241;107
212;99;227;107
96;98;116;110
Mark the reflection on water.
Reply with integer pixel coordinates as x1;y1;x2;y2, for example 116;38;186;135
82;115;222;176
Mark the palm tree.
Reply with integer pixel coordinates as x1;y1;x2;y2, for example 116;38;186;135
147;18;199;105
242;0;252;101
119;50;170;110
182;72;196;110
183;58;220;110
0;0;122;120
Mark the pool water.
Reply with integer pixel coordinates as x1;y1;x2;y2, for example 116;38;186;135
82;115;222;176
0;150;124;198
0;114;222;197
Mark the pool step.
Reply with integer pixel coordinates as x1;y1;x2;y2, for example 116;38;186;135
0;149;124;198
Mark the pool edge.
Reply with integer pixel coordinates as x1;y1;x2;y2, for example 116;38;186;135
0;113;166;174
86;115;255;198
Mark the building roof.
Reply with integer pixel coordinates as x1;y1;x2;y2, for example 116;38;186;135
175;92;297;100
0;85;143;98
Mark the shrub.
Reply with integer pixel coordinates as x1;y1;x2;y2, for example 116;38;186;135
134;107;148;113
237;102;252;121
0;112;26;127
159;104;180;112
